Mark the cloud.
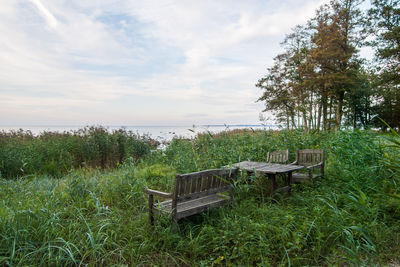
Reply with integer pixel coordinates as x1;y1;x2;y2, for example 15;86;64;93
0;0;329;125
184;113;209;118
30;0;58;29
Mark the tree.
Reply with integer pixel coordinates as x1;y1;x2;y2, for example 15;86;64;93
257;0;375;131
308;0;365;130
343;70;374;129
257;53;297;129
282;25;313;130
368;0;400;129
257;26;313;130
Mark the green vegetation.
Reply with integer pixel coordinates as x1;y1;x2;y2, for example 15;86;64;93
1;129;400;265
0;126;152;179
257;0;400;131
1;0;398;265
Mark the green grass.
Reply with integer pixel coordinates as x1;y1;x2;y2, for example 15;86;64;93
1;129;400;265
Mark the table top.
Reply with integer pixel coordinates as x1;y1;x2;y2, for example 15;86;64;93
232;161;304;174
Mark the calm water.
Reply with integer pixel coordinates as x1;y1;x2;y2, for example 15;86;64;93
0;125;278;141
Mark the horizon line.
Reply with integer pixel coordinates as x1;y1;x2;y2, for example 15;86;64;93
0;124;276;128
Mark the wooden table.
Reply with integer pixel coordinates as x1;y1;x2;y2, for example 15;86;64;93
231;161;305;194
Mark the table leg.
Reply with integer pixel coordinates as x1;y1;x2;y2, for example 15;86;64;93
287;171;292;195
270;174;277;195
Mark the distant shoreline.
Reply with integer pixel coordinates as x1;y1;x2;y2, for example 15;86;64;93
0;124;279;141
0;124;274;127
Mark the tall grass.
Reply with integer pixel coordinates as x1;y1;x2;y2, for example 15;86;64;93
158;129;329;173
0;126;152;179
1;129;400;265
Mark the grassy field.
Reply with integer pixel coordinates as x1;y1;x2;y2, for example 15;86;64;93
1;129;400;265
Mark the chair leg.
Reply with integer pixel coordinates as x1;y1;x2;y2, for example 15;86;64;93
149;194;154;225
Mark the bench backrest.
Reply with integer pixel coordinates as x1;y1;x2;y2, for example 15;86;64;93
174;168;238;201
296;149;325;167
267;150;289;164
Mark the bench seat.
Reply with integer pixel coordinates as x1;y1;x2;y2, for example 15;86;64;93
292;172;319;183
291;149;325;184
154;193;231;220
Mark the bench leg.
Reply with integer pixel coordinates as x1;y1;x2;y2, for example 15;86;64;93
149;194;154;225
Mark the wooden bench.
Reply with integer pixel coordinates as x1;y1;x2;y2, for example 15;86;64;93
291;149;325;183
145;168;238;224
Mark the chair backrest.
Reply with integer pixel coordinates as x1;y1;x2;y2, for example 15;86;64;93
174;168;238;201
296;149;324;167
267;150;289;164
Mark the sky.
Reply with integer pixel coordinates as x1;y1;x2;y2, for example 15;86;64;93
0;0;333;126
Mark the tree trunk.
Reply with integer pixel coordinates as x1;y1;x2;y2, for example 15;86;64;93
303;111;308;131
317;102;322;131
335;91;345;131
286;107;290;130
291;111;296;129
353;104;357;130
328;97;333;131
322;94;328;132
309;92;314;130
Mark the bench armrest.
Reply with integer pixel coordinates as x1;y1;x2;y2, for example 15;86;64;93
289;160;298;165
306;162;323;169
145;188;173;198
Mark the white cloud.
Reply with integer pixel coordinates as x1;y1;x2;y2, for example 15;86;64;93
0;0;329;125
30;0;58;29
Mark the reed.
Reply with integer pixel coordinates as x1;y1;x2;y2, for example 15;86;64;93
0;126;152;179
0;129;399;265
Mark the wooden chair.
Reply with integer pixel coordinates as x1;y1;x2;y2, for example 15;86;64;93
145;168;238;224
265;150;290;190
266;150;289;164
291;149;325;183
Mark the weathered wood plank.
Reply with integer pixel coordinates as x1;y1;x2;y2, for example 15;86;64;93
178;176;185;196
145;189;173;198
292;172;319;182
256;163;304;174
267;150;289;164
190;177;196;194
232;161;268;170
176;195;230;220
298;149;320;153
196;175;202;193
154;189;232;214
211;175;217;188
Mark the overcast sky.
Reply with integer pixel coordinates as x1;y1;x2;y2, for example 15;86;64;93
0;0;332;126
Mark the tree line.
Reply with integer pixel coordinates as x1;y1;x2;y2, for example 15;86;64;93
257;0;399;131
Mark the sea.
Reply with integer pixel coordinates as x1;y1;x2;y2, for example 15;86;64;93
0;124;278;142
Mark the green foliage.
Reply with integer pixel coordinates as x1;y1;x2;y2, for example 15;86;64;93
257;0;373;131
0;127;152;179
369;0;400;79
257;0;400;131
1;129;399;265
